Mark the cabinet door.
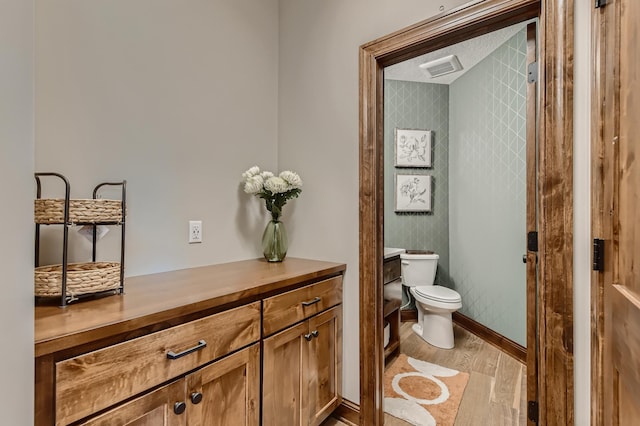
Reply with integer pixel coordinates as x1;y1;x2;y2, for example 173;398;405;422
263;321;309;426
79;379;186;426
308;305;342;426
186;343;260;426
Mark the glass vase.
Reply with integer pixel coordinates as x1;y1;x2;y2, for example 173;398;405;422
261;220;288;262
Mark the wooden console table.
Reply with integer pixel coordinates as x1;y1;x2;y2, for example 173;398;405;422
35;258;346;426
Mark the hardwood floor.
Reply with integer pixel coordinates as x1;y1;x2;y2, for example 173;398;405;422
326;321;527;425
323;417;354;426
323;417;355;426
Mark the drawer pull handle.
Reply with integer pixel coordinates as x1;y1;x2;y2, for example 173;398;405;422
304;333;313;341
174;401;187;415
190;392;203;405
311;330;319;338
167;340;207;360
302;297;321;307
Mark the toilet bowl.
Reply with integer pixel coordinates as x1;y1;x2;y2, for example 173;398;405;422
401;252;462;349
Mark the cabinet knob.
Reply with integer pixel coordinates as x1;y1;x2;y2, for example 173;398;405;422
311;330;319;338
304;333;313;341
174;401;187;415
190;392;203;405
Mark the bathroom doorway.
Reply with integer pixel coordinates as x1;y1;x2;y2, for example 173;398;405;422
359;0;575;424
379;19;537;424
382;20;534;353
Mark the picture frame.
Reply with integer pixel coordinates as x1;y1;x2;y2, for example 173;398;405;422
394;128;432;167
395;174;432;213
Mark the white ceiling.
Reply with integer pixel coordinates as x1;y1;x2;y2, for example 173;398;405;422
384;21;528;85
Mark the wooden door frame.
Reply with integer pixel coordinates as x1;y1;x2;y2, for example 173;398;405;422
590;4;606;425
358;0;575;424
590;1;617;424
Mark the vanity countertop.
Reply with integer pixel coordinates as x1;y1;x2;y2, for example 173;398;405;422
35;257;346;357
384;247;405;260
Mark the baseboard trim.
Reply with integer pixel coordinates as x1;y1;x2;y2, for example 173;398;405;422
452;312;526;363
400;309;526;363
332;399;360;425
400;308;417;322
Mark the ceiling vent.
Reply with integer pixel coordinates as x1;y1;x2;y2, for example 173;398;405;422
419;54;463;78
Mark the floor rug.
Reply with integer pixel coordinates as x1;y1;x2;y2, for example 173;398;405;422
384;354;469;425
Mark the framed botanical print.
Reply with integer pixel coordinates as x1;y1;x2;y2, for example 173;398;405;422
394;128;432;167
395;174;432;212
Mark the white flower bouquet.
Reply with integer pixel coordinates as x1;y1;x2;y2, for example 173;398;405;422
241;166;302;221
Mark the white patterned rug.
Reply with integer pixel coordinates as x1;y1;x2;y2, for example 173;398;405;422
384;354;469;425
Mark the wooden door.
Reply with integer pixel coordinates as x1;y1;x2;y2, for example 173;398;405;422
307;306;343;426
263;321;309;426
186;343;260;426
79;380;186;426
593;0;640;423
524;21;539;426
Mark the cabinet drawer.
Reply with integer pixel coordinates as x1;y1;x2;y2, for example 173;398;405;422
55;301;260;425
383;257;401;284
263;276;342;336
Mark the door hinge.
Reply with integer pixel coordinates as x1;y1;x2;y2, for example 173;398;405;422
593;239;605;271
528;400;539;423
527;61;538;83
527;231;538;252
595;0;607;8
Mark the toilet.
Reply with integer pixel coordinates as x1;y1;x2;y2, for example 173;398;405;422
401;252;462;349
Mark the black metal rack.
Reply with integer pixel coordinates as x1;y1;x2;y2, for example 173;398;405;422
35;173;127;307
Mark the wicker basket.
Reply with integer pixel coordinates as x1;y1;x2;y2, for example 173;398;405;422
34;199;123;224
34;262;121;297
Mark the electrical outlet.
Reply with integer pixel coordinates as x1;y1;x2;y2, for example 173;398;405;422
189;220;202;243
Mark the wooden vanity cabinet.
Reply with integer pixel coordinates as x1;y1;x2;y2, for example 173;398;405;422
185;343;260;425
262;277;343;426
34;258;346;426
80;344;260;426
307;306;342;426
79;379;187;426
54;303;260;425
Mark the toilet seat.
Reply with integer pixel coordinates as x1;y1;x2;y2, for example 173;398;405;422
414;285;461;304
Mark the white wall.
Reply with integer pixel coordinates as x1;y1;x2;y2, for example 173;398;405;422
35;0;280;275
25;0;592;417
278;0;470;404
0;0;35;423
279;0;592;413
574;0;591;423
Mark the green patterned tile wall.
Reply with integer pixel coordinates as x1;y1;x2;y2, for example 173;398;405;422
384;80;451;290
449;29;527;346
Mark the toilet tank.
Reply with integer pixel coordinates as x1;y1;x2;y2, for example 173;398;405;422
400;253;439;287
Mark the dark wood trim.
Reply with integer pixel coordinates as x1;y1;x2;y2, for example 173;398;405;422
537;0;575;424
452;312;526;364
360;3;540;423
590;4;605;424
399;310;526;363
360;0;575;424
525;21;540;425
361;0;540;68
332;399;360;425
591;1;617;424
400;309;417;323
359;38;385;426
